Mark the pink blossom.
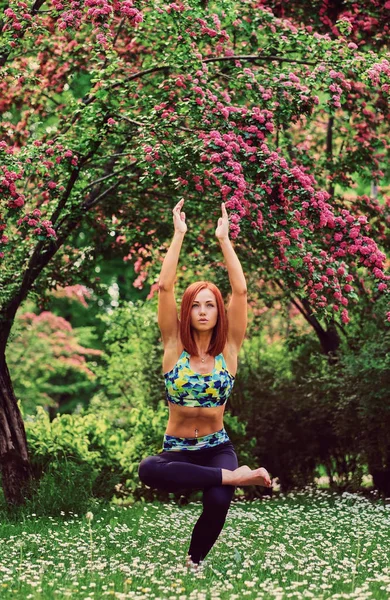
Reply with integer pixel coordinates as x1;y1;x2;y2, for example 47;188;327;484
373;267;384;278
229;223;240;239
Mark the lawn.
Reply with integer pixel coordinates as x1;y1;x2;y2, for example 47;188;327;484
0;488;389;599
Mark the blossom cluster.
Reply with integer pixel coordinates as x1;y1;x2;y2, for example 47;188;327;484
195;15;230;46
0;162;25;209
124;240;153;289
2;0;144;49
274;71;319;116
0;140;80;259
193;112;388;322
366;59;390;95
327;69;352;109
0;163;25;259
16;209;58;242
276;0;390;49
18;310;102;376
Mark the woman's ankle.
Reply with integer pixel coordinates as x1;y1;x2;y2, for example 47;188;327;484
185;555;199;570
221;468;236;485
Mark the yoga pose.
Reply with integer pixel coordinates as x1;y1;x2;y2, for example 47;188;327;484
138;198;271;568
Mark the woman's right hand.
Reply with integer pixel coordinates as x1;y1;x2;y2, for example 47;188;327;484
172;198;187;235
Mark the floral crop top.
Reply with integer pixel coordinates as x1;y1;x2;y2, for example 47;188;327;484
163;349;235;408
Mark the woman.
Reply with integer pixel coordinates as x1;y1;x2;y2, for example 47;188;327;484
138;198;272;569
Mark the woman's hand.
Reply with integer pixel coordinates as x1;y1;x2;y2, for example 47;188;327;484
172;198;187;235
215;202;229;241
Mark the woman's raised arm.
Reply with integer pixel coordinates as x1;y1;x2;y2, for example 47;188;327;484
158;199;187;346
216;202;248;352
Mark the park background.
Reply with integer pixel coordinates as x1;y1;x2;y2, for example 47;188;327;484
0;0;389;598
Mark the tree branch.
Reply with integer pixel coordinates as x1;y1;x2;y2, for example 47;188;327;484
64;51;321;138
273;278;326;334
203;54;319;66
82;178;124;211
50;168;80;228
31;0;47;15
326;115;334;197
80;163;131;193
118;114;197;134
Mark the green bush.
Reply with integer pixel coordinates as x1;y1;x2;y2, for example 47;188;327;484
230;330;321;491
230;300;390;494
337;325;390;496
23;396;167;506
23;459;98;516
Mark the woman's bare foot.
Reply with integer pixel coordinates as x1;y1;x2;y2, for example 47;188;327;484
185;555;199;571
236;466;272;487
222;465;272;487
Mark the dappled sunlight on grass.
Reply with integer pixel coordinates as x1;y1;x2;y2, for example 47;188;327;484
0;488;389;599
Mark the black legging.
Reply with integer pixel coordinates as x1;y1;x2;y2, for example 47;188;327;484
138;441;238;564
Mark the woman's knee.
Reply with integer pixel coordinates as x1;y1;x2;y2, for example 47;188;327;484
204;485;234;514
138;456;160;486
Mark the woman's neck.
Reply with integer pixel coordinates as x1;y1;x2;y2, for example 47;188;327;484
192;331;212;355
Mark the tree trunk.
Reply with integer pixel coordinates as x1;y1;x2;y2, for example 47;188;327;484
0;353;32;506
368;448;390;498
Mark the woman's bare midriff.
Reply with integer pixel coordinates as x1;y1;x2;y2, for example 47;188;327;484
165;403;225;438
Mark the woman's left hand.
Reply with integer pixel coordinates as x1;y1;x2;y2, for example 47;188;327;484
215;202;229;241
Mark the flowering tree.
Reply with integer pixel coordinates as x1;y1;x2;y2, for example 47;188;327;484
0;0;389;504
258;0;390;50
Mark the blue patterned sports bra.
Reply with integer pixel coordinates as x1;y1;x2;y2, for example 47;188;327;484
164;349;235;408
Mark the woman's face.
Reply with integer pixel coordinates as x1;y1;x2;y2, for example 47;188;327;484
190;289;218;332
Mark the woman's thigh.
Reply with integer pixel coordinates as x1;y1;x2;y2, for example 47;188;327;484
203;442;238;471
138;454;182;491
200;443;238;512
138;451;223;492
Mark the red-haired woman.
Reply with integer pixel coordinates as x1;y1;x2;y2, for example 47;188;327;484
138;198;271;569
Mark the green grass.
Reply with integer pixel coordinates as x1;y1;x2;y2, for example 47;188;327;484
0;488;389;599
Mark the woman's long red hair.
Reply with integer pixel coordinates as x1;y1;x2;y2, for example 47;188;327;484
179;281;227;357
